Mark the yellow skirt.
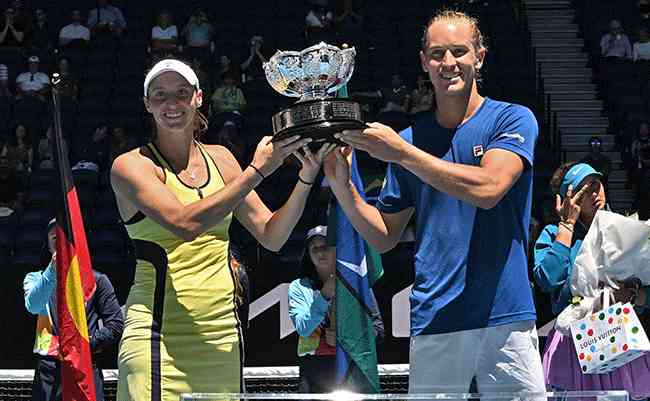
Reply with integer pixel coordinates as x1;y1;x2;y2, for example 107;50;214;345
117;306;241;401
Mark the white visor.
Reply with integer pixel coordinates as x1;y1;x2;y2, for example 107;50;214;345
143;59;200;97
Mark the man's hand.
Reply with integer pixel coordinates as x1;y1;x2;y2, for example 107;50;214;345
335;122;409;163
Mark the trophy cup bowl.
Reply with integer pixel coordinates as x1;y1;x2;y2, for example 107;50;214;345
264;42;366;144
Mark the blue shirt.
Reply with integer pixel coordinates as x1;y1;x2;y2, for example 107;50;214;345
87;6;127;29
23;263;124;352
533;223;587;316
377;97;538;336
288;278;332;338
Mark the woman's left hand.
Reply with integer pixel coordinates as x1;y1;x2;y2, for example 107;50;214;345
293;142;337;184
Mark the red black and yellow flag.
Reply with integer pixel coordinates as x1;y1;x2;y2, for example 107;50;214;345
52;85;97;401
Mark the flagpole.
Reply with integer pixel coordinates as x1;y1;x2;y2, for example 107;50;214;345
50;73;73;235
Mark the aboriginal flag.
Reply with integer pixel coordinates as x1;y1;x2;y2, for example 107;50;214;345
52;87;97;401
330;83;383;393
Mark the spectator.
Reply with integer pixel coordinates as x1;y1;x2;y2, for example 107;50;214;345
305;0;334;42
189;57;210;98
633;26;650;61
240;35;268;83
289;225;384;393
206;120;247;165
354;73;411;113
0;63;11;99
15;55;50;101
215;55;242;87
24;218;124;401
534;162;650;398
1;123;33;173
410;75;434;116
600;19;632;59
81;123;111;171
58;10;90;48
55;57;79;99
150;10;179;56
37;125;55;170
210;71;247;116
37;124;73;170
31;8;55;52
632;121;650;169
580;136;612;185
632;121;650;207
0;7;27;48
0;155;24;213
87;0;126;38
335;0;364;44
182;8;214;62
353;73;412;130
108;126;134;163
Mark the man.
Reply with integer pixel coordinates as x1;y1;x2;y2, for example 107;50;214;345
600;19;632;59
24;218;124;401
324;9;545;394
87;0;126;37
0;63;11;99
58;10;90;47
0;7;27;47
31;8;55;51
15;55;50;101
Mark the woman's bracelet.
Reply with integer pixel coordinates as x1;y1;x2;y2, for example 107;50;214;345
249;164;265;180
559;221;574;232
297;175;314;186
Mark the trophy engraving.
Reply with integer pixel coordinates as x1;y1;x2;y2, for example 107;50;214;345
264;42;366;142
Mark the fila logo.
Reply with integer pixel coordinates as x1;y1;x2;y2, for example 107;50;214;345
473;145;484;157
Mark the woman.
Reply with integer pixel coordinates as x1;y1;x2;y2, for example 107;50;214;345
182;8;214;62
534;162;650;398
150;10;179;55
288;226;384;393
111;58;334;401
24;218;124;401
1;124;33;172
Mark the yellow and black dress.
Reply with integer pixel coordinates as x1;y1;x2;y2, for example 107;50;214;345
117;142;242;401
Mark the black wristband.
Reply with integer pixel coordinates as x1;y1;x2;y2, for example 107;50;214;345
249;164;265;180
297;175;314;186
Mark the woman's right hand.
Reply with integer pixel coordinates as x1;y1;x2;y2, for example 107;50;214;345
555;184;588;225
250;135;312;177
321;273;336;300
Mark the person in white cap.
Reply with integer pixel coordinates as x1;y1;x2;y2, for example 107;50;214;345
288;225;384;393
110;58;335;401
15;56;50;101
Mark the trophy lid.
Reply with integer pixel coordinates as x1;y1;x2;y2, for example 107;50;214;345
264;42;356;100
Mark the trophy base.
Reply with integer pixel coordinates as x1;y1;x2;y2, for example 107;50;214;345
272;120;366;145
271;99;366;145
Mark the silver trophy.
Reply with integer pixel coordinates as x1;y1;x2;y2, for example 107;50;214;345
264;42;365;143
